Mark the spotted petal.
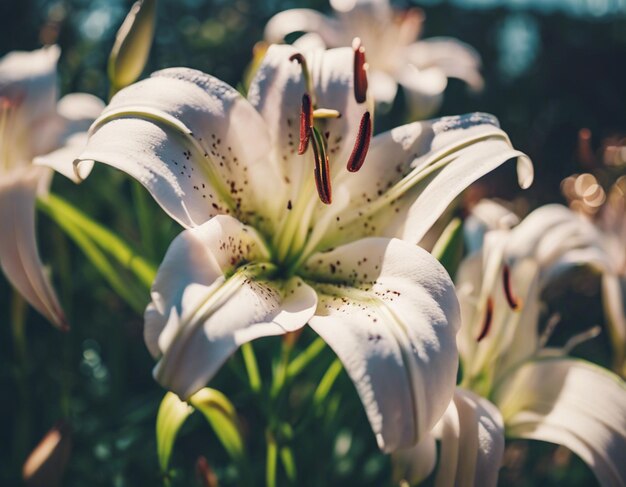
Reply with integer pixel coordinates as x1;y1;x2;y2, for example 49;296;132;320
495;358;626;487
78;68;283;230
146;215;317;399
0;167;66;329
313;113;532;252
303;237;460;452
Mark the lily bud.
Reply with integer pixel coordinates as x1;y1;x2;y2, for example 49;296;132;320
108;0;156;91
22;421;72;487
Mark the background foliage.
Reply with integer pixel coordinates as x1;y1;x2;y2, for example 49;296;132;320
1;0;625;485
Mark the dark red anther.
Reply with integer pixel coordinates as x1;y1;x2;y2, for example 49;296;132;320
352;38;368;104
289;53;306;65
310;127;332;204
299;93;313;155
476;297;494;342
502;264;519;310
347;111;372;172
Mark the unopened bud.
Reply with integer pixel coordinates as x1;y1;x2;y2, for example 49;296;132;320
108;0;157;91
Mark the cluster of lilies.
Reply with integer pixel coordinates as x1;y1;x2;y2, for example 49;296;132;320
3;0;625;485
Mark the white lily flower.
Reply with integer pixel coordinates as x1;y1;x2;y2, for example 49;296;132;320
264;0;483;118
0;46;104;329
74;44;530;451
394;204;626;486
593;178;626;375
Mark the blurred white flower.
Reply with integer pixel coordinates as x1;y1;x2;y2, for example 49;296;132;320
75;45;530;451
0;46;104;329
264;0;483;118
393;203;626;487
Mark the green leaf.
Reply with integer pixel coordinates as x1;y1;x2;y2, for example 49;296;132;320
156;392;194;473
431;217;464;278
38;201;147;313
39;193;157;289
189;388;245;463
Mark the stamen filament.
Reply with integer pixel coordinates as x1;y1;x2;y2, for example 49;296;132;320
289;52;314;103
476;296;494;342
347;111;372;172
299;93;313;155
352;37;368;104
310;126;332;204
502;264;520;310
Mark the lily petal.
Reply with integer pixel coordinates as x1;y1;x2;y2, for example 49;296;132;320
0;167;66;329
405;38;484;92
602;273;626;375
392;433;437;485
433;388;504;487
264;9;342;46
303;237;460;451
0;45;59;125
146;215;317;398
397;64;448;119
79;68;282;229
463;199;519;253
495;358;626;487
320;113;532;250
34;93;105;182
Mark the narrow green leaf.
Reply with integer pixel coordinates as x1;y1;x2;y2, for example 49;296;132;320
431;217;464;278
286;337;326;380
189;388;245;463
38;204;146;314
39;193;157;289
313;358;343;408
156;392;194;473
279;446;296;482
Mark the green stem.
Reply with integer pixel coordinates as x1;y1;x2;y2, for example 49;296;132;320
266;431;278;487
286;337;326;380
241;343;262;394
270;342;292;400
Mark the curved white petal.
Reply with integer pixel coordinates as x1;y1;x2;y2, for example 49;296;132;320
495;358;626;487
0;45;59;125
463;199;519;254
322;113;532;251
264;9;342;46
602;273;626;375
78;117;230;227
303;237;460;452
406;38;484;92
397;64;447;119
81;68;283;228
392;433;437;486
0;167;66;329
247;44;309;205
34;93;105;182
432;388;504;487
146;215;317;398
368;69;398;107
505;205;608;272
